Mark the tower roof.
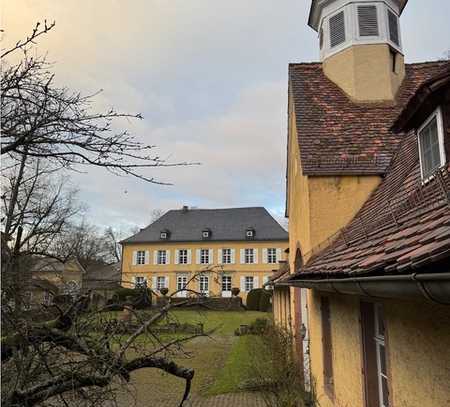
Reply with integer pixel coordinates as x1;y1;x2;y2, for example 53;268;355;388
308;0;409;31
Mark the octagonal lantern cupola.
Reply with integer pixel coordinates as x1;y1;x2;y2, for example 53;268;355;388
308;0;408;102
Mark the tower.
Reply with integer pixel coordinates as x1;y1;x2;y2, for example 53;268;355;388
308;0;408;102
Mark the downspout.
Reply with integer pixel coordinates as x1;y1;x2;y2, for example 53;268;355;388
279;272;450;305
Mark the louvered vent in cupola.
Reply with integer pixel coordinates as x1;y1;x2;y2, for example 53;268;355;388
329;11;346;48
358;5;379;37
388;9;400;45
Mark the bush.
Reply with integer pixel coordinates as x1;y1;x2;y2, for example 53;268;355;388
259;289;273;312
231;287;240;297
243;325;314;406
246;288;263;311
112;287;152;309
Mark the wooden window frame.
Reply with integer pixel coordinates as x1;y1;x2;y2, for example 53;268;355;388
244;248;255;264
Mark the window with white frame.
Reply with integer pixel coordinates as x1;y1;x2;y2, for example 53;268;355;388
267;248;277;264
244;276;254;292
245;248;255;264
136;250;146;265
199;275;209;294
222;248;231;264
135;276;146;288
418;107;446;180
157;250;167;265
222;275;232;292
178;249;188;264
374;304;389;407
200;249;209;264
157;276;166;290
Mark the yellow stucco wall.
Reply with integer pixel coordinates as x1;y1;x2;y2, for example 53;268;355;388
307;293;450;407
121;240;288;301
323;44;405;102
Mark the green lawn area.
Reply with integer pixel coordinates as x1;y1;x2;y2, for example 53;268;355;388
116;309;270;406
164;309;269;335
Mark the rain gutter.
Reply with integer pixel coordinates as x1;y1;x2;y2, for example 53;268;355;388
278;272;450;305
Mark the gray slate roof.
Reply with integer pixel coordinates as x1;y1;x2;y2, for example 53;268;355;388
122;207;288;244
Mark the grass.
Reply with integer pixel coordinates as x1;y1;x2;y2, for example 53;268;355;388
114;309;270;406
164;309;269;335
207;335;263;395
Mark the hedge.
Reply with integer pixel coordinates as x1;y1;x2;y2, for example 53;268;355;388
246;288;263;311
259;289;272;312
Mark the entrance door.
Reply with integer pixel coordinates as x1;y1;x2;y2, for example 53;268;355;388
221;275;232;297
177;275;188;297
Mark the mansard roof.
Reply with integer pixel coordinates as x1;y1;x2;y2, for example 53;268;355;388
122;207;288;244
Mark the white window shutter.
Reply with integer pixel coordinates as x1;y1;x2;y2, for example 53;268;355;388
276;248;282;262
145;251;150;264
187;250;192;264
209;249;213;264
153;251;158;265
253;248;258;264
240;249;245;264
196;249;201;265
231;249;236;264
165;276;169;289
152;276;157;289
132;276;136;287
175;250;179;264
240;276;245;291
262;248;268;264
132;251;137;266
166;250;170;264
254;276;259;288
218;249;223;264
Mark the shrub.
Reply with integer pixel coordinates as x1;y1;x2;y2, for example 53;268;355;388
259;289;273;312
246;288;263;311
231;287;240;297
243;325;314;406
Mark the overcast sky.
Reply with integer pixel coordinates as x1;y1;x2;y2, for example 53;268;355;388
3;0;450;232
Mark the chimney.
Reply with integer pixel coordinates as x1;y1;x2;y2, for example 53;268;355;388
308;0;408;102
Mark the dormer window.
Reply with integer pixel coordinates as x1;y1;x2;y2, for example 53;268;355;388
418;107;446;181
160;230;170;240
245;228;255;239
202;229;211;239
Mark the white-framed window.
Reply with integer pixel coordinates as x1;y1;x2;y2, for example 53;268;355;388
267;248;277;264
244;276;254;292
374;304;389;407
157;276;166;290
178;249;188;264
157;250;167;265
222;248;232;264
177;275;188;297
160;231;169;239
245;248;255;264
200;249;209;264
136;250;146;265
199;275;209;294
135;276;146;288
418;107;446;181
222;275;232;292
246;228;254;239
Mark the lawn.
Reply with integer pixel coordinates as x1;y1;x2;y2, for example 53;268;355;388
116;309;270;406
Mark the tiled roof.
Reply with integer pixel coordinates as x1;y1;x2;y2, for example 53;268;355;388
289;61;448;175
122;207;288;244
290;64;450;278
266;261;290;285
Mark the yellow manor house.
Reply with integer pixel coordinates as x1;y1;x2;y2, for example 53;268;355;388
121;207;288;300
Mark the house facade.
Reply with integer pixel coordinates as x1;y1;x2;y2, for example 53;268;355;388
121;207;288;300
276;1;450;406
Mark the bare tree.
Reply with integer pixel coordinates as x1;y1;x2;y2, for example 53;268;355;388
1;267;225;407
150;208;167;223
